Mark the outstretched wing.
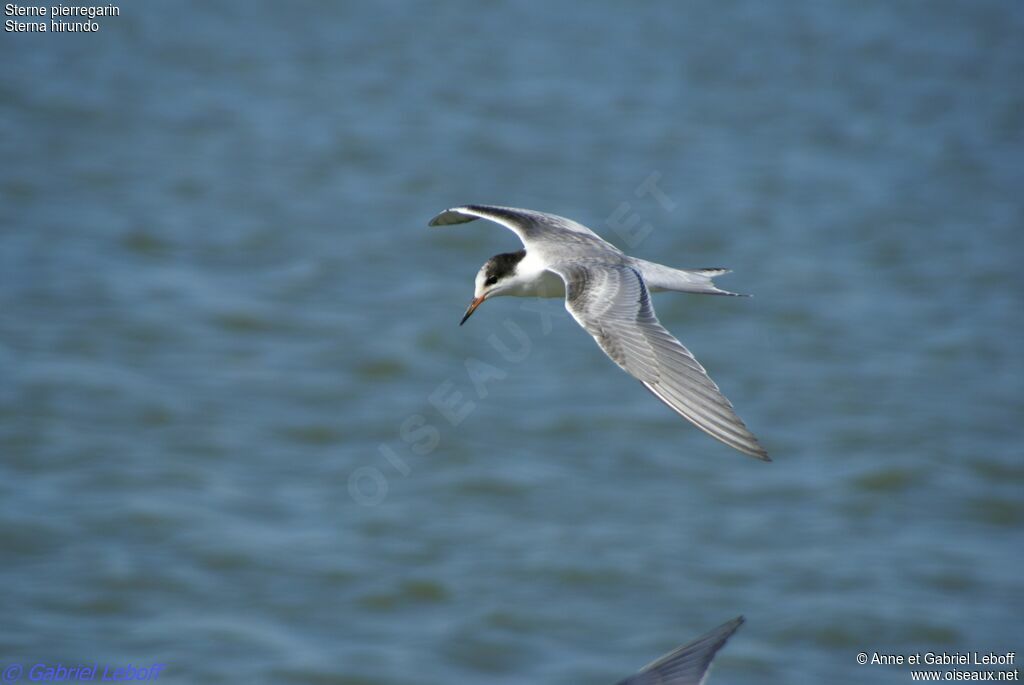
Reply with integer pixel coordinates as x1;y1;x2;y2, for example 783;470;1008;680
617;616;744;685
552;262;769;460
428;204;617;253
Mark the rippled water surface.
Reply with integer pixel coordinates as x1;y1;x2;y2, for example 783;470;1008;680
1;2;1022;683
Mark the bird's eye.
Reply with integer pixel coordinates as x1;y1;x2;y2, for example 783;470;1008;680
484;276;497;286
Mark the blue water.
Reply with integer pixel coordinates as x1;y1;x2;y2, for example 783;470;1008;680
1;2;1022;683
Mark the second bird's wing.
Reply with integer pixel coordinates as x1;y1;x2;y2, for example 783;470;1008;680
616;616;744;685
551;261;769;460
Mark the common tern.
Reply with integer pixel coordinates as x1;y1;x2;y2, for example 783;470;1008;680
430;205;769;460
615;616;744;685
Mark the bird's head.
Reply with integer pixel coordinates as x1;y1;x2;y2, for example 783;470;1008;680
460;250;527;325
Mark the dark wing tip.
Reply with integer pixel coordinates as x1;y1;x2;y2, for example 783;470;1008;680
705;615;745;644
428;207;478;226
620;616;745;685
738;442;770;461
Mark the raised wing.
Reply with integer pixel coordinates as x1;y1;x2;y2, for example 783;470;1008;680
428;204;616;252
617;616;744;685
554;262;769;460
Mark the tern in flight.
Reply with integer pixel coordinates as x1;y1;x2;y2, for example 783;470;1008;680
430;205;769;460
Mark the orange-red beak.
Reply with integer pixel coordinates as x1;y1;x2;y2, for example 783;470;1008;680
460;295;485;325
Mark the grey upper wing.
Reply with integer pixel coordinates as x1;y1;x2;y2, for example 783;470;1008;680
428;204;617;252
616;616;744;685
553;262;769;460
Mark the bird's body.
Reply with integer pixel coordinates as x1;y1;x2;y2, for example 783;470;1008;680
430;204;769;460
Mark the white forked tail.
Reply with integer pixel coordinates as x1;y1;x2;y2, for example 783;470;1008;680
633;259;747;296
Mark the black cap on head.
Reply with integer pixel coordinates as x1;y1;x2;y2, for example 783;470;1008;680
484;249;526;284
